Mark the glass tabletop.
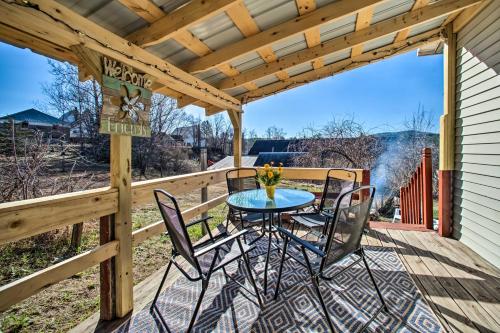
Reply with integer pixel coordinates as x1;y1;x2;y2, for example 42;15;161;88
226;188;315;213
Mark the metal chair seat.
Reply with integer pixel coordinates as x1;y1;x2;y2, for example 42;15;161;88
197;239;255;273
290;213;327;228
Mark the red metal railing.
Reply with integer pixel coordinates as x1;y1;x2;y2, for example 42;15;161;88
400;148;433;229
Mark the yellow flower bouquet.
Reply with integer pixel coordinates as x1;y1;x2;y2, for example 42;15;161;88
257;162;283;199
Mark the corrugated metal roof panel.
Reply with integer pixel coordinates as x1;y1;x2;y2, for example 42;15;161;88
372;0;414;24
408;16;446;37
323;49;351;65
157;0;190;13
250;0;298;30
254;74;280;87
287;62;314;76
189;12;243;48
362;32;397;52
226;86;248;96
245;0;299;30
273;34;308;58
146;39;198;66
315;0;340;7
232;52;266;72
320;14;356;42
195;68;224;81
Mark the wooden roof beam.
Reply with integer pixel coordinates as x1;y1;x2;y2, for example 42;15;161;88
217;0;481;90
183;0;388;73
126;0;239;47
117;0;164;22
452;0;493;32
394;0;430;43
0;0;241;112
351;7;373;57
237;28;444;103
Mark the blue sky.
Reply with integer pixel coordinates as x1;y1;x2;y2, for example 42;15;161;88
0;42;443;136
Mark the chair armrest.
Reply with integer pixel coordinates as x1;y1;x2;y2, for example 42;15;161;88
320;211;335;218
277;227;325;257
194;229;248;257
186;216;212;228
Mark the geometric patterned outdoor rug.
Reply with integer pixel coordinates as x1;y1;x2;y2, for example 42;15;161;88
117;233;443;333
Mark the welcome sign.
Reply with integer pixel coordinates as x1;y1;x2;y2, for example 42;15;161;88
99;57;153;137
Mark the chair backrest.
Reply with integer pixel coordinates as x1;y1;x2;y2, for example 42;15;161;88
319;169;357;211
320;186;375;271
226;168;260;194
154;189;199;269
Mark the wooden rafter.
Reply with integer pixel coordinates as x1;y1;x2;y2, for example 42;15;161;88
217;0;481;90
351;7;373;57
394;0;430;42
237;28;443;103
117;0;164;22
0;0;241;111
183;0;387;73
126;0;238;47
0;23;78;63
295;0;323;72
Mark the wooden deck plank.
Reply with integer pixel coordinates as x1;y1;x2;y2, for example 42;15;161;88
373;229;451;331
416;232;500;326
385;229;478;333
366;228;382;246
376;229;455;332
402;231;500;332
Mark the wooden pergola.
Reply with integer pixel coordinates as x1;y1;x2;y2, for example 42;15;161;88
0;0;493;324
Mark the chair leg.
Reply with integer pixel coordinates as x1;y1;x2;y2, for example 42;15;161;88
273;236;289;300
241;250;263;308
187;279;209;333
362;250;388;312
150;260;173;310
301;247;335;333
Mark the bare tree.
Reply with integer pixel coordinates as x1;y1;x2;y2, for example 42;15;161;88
384;106;439;198
265;126;286;139
201;114;233;158
133;94;193;178
292;117;382;169
42;60;106;161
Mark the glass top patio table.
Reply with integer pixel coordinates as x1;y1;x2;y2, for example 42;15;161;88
226;188;315;213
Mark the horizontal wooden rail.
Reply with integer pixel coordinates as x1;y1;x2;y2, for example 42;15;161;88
132;193;228;245
256;167;364;181
131;168;230;207
0;187;118;245
0;240;119;312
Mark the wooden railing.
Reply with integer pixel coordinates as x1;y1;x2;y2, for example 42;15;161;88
0;167;367;317
400;148;433;229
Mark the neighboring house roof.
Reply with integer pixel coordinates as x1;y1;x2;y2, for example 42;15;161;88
0;108;68;127
248;139;300;155
207;156;258;170
59;110;77;124
254;152;305;167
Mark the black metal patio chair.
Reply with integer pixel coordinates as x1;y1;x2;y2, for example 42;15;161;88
226;168;266;240
289;168;357;238
274;186;388;332
150;189;263;333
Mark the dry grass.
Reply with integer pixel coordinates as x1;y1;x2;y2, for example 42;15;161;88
0;183;228;333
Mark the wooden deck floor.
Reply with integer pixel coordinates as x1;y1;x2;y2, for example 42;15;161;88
73;228;500;333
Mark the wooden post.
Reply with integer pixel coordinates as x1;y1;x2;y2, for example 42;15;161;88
361;169;370;200
229;110;242;168
110;134;133;317
439;23;456;237
100;215;115;320
200;148;209;235
422;148;433;229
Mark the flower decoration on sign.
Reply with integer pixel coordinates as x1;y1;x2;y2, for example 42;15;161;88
118;85;144;124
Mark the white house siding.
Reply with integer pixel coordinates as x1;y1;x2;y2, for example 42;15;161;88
453;1;500;268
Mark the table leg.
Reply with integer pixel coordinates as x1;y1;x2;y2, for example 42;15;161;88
263;212;273;294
